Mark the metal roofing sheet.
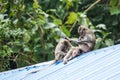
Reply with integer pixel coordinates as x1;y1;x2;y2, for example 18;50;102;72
0;44;120;80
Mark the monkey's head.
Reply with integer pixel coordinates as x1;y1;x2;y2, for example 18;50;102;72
72;48;81;57
63;40;69;47
60;40;69;51
78;25;88;36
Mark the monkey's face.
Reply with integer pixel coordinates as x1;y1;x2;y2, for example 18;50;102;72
78;26;87;36
60;41;68;51
62;41;70;48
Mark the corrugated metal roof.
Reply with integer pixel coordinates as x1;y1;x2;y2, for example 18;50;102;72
0;44;120;80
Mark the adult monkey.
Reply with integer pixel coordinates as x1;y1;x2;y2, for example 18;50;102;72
51;38;72;64
63;25;96;64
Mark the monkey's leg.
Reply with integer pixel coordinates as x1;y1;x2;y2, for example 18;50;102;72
78;44;90;53
63;49;73;64
57;51;67;60
72;47;81;57
52;51;67;65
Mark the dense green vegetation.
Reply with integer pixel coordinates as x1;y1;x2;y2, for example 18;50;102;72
0;0;120;72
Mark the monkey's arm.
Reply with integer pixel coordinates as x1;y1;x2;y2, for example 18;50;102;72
77;34;95;44
76;40;94;44
65;37;78;44
67;38;92;45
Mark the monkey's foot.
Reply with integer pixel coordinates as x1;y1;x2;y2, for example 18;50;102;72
63;59;68;64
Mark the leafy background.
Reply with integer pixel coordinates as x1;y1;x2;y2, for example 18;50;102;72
0;0;120;72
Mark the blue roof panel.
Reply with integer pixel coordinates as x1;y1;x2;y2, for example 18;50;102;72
0;61;52;80
0;44;120;80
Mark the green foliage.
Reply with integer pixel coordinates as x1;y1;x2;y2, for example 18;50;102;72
0;0;119;72
110;0;120;15
66;12;77;24
93;24;114;49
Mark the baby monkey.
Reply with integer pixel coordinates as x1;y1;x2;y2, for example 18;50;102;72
63;25;96;64
63;46;81;64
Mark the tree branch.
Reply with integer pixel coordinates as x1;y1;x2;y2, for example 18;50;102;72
83;0;101;14
69;19;77;32
69;0;101;32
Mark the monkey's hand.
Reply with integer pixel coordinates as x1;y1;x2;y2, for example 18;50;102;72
64;37;70;40
65;37;77;42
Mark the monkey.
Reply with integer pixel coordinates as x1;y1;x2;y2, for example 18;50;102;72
26;38;73;74
63;46;81;64
77;25;96;52
51;38;73;64
63;25;96;64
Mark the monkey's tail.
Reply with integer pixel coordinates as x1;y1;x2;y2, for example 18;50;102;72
26;60;56;75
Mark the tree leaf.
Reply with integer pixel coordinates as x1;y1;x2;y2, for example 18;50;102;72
44;23;56;29
54;28;67;38
13;19;18;25
23;33;30;43
96;24;107;30
0;14;5;20
24;46;31;52
105;39;114;46
110;6;120;15
61;26;70;37
65;12;77;24
54;19;62;25
33;0;39;8
110;0;118;7
94;38;102;49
